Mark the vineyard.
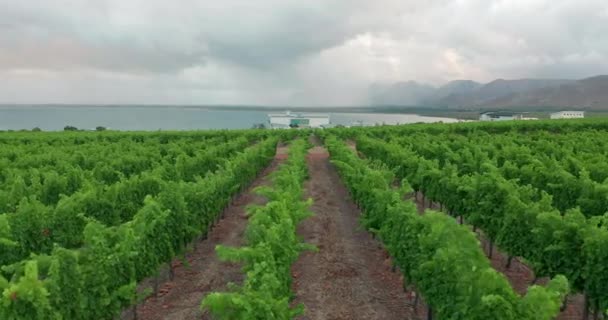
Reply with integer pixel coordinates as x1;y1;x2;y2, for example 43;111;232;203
0;130;292;319
0;119;607;319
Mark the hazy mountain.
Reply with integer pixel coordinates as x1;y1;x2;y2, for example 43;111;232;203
369;80;480;106
430;80;482;101
368;76;608;110
483;75;608;109
433;78;575;107
369;81;436;106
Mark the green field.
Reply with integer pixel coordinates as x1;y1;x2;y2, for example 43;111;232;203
1;119;607;319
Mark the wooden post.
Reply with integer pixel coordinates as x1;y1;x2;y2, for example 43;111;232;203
488;240;493;259
593;300;599;320
559;294;568;312
154;275;159;297
427;305;433;320
505;256;514;269
583;294;589;320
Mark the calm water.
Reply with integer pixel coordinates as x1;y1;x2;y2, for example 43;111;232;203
0;106;459;131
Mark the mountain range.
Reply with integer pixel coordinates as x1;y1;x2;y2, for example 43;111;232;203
369;75;608;110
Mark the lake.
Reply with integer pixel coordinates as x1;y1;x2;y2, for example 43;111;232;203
0;105;460;131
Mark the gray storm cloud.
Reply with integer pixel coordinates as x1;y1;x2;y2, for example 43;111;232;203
0;0;606;105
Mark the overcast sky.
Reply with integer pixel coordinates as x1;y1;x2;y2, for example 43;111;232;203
0;0;607;105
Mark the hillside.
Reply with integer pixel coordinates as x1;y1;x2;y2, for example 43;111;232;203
428;80;481;101
482;75;608;109
435;78;575;107
369;75;608;110
369;81;435;106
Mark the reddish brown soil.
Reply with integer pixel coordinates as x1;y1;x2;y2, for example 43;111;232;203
126;147;287;320
290;144;416;320
412;192;585;320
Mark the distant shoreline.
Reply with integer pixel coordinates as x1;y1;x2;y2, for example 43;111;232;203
0;103;456;115
1;104;607;120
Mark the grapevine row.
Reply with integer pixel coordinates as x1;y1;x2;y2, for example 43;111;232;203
387;131;608;217
0;136;253;267
202;138;314;319
323;134;568;320
0;133;258;211
0;137;278;319
356;135;608;317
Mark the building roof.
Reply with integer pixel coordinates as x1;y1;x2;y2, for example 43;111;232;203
552;110;585;113
480;111;517;117
268;111;330;118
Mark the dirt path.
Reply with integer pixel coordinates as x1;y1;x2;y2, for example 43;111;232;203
291;144;415;320
131;148;286;320
412;192;584;320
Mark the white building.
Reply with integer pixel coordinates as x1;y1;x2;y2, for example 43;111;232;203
519;116;539;121
268;111;331;129
550;111;585;119
479;111;521;121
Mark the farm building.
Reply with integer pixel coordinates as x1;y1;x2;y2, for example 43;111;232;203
268;111;331;129
550;111;585;119
479;111;522;121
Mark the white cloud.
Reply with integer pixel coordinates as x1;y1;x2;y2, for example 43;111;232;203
0;0;606;105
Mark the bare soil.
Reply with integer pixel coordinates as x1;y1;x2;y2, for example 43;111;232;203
128;146;287;320
412;193;585;320
290;144;417;320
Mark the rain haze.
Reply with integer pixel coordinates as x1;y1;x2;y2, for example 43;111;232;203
0;0;607;106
